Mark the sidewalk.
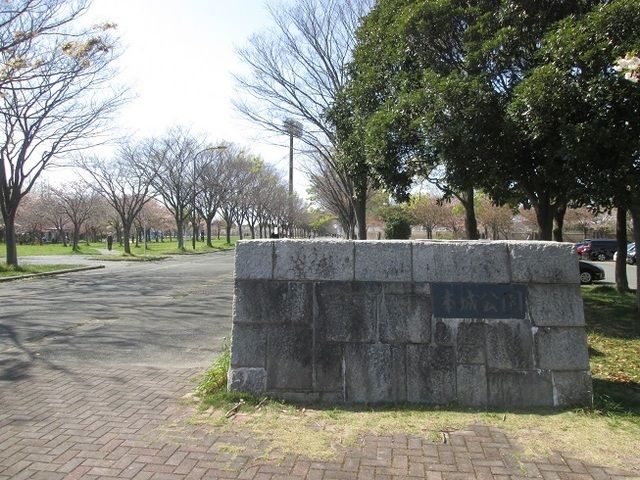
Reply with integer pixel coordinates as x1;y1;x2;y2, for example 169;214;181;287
1;363;637;480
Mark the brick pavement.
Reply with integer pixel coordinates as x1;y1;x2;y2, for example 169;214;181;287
1;363;638;480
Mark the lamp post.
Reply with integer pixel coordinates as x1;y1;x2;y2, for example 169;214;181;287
192;145;226;250
283;119;302;237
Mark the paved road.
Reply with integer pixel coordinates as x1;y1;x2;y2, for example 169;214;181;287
0;252;234;380
594;260;637;286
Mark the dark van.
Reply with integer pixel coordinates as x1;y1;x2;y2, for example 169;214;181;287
582;239;618;261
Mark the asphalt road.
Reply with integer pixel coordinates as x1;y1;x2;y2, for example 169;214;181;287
0;252;235;381
591;259;637;286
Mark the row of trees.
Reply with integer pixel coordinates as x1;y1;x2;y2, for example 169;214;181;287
77;129;314;255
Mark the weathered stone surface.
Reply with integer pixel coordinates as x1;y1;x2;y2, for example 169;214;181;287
379;293;431;343
316;282;378;343
230;323;266;367
535;327;590;370
433;320;453;345
528;284;585;326
552;371;593;407
266;325;312;391
314;342;343;393
486;319;534;370
228;368;266;396
345;344;405;403
509;242;579;284
273;240;353;281
354;241;412;282
457;322;486;364
488;371;554;407
235;240;273;279
407;345;456;404
413;241;510;283
234;280;312;325
457;365;488;407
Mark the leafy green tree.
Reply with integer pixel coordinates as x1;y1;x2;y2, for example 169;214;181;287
333;0;601;240
509;0;640;305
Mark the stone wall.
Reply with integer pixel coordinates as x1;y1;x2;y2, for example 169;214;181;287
228;240;592;407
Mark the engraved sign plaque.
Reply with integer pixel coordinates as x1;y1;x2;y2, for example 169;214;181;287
432;283;527;319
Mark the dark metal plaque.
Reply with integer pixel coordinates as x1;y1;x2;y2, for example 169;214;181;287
431;283;527;319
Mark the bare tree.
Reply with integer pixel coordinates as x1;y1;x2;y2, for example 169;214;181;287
234;0;373;239
196;144;234;247
147;128;206;251
50;181;97;251
0;2;125;265
306;154;356;238
78;143;156;255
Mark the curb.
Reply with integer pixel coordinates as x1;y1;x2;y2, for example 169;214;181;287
0;264;105;283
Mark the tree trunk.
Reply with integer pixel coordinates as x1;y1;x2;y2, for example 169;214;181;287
354;189;367;240
553;203;567;242
249;224;255;239
629;201;640;312
461;186;479;240
206;217;213;247
3;212;18;266
176;218;185;250
615;206;629;293
123;223;132;254
72;225;80;251
534;201;554;241
225;223;232;244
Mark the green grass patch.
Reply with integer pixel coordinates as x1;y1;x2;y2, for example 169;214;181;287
98;254;168;262
192;285;640;468
1;242;102;257
0;263;82;277
582;285;640;415
104;237;238;256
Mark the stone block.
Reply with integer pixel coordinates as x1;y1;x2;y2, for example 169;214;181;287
486;319;534;370
354;241;412;281
344;344;405;403
379;293;431;343
407;345;456;404
273;240;353;281
535;327;590;370
228;368;266;396
488;371;554;407
527;285;585;327
234;240;273;279
316;282;378;342
552;371;593;407
457;322;486;364
314;342;343;393
433;320;454;345
457;365;488;407
509;242;578;284
230;323;266;367
413;241;510;283
234;280;312;325
266;325;313;391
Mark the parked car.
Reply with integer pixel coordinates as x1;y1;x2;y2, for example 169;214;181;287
627;243;636;265
581;239;618;261
575;241;589;256
579;261;605;284
613;242;633;262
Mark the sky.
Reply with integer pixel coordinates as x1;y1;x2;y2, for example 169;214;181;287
46;0;308;195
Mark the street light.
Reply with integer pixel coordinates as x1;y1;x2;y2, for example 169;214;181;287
283;118;302;237
192;145;226;250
